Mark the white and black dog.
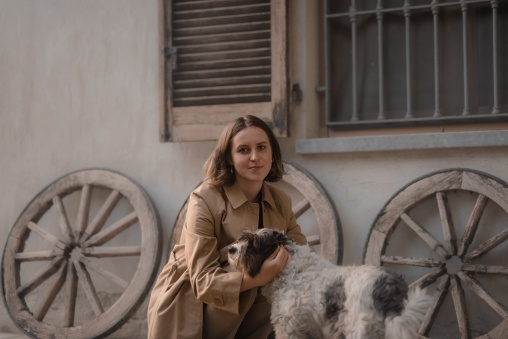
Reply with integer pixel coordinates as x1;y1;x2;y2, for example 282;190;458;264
228;228;432;339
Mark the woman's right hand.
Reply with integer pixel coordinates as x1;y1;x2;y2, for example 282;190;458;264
239;245;289;291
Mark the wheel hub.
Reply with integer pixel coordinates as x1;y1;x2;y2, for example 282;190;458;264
69;245;83;262
445;255;462;275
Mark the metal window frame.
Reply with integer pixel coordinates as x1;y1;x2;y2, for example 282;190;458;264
323;0;507;129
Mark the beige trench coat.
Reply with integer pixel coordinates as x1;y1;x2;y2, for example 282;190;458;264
147;181;307;339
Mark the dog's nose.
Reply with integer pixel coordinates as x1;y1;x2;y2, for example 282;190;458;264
228;246;237;254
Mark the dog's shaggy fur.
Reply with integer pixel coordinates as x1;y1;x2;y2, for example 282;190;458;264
228;229;432;339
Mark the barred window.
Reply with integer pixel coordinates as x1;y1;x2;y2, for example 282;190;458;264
324;0;507;130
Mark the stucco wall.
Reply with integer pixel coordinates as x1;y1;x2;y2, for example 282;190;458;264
1;1;507;338
0;1;211;336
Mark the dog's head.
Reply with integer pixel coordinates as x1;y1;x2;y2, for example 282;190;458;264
228;228;293;278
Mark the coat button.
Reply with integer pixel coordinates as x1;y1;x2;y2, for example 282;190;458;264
213;297;223;306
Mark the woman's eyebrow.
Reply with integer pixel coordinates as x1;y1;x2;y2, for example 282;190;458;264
234;141;267;148
234;144;249;149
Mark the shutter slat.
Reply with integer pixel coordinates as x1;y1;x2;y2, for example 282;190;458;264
173;66;271;81
173;4;269;20
174;12;270;29
174;21;270;37
174;75;271;90
174;93;271;107
173;0;268;12
181;48;270;63
177;57;271;72
174;31;270;46
174;84;271;98
177;40;270;55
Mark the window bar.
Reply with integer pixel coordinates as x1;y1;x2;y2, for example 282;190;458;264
325;0;331;124
432;0;442;117
377;0;385;120
404;1;413;118
492;0;499;114
350;0;359;121
461;0;470;115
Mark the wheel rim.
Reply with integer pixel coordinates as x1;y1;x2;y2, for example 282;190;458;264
364;169;508;338
2;169;162;338
169;162;343;264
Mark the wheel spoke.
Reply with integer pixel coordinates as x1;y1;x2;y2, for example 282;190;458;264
463;227;508;262
410;267;446;289
450;275;470;339
73;261;104;316
457;194;488;257
401;213;451;258
34;262;67;321
419;275;450;336
436;192;457;255
80;190;122;242
292;198;311;219
75;184;92;240
82;246;141;258
457;271;508;318
27;221;67;251
53;196;74;244
83;212;138;247
381;255;444;267
64;261;78;327
17;256;65;297
15;250;60;262
461;263;508;275
79;256;129;288
305;234;320;246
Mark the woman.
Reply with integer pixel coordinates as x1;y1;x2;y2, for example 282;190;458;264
147;115;307;339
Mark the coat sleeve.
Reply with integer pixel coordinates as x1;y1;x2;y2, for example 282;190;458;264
183;189;247;315
285;207;307;246
267;184;308;245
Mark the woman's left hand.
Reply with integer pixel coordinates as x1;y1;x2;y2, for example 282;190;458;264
239;244;289;291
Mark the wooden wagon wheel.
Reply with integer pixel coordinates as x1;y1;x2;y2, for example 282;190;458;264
169;162;343;264
364;169;508;339
2;169;162;339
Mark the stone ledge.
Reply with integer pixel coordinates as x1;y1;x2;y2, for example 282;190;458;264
296;130;508;154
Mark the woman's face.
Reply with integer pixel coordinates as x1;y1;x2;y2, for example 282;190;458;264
230;126;273;188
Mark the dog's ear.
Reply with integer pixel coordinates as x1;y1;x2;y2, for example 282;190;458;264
272;229;293;245
238;231;255;244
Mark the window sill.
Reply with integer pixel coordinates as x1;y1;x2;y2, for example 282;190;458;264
296;130;508;154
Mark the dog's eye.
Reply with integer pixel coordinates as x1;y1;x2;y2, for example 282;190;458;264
228;246;237;254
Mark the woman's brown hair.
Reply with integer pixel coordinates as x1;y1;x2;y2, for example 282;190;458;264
203;115;285;187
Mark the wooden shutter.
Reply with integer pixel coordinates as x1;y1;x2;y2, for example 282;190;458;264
160;0;288;142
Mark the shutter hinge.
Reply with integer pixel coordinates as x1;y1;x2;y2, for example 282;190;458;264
163;46;178;70
292;83;302;103
161;130;170;142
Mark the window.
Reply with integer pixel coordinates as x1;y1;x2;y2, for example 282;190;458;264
160;0;288;142
323;0;508;131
